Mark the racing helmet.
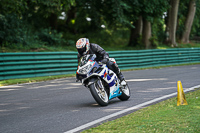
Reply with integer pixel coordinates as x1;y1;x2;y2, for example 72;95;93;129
76;38;90;55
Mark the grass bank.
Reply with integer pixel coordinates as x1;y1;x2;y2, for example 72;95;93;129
82;89;200;133
0;74;75;87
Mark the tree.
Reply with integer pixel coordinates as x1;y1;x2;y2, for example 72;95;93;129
191;0;200;37
124;0;169;48
167;0;180;46
0;0;27;16
0;0;28;46
142;19;152;49
139;0;169;48
24;0;75;29
74;0;131;32
128;16;143;47
123;0;142;47
181;0;196;43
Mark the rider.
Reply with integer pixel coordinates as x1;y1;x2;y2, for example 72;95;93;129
76;38;126;85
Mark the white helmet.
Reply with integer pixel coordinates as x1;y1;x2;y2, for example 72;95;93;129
76;38;90;55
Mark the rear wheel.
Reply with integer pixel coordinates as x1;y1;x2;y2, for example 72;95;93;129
118;84;130;101
89;79;109;106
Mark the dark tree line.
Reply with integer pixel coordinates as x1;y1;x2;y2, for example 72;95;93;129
0;0;199;50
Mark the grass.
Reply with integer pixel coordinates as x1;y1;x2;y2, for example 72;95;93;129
122;62;200;72
82;89;200;133
0;45;77;52
0;74;75;87
157;43;200;49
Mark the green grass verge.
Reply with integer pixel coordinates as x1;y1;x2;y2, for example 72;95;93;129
122;62;200;72
0;74;75;87
82;89;200;133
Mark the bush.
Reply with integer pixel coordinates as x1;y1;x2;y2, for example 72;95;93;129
37;28;66;46
150;35;159;48
0;14;26;46
0;14;66;51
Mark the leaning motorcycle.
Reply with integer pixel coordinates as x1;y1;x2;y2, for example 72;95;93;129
76;54;130;106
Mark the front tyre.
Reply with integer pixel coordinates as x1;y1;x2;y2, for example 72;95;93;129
118;84;130;101
89;79;109;106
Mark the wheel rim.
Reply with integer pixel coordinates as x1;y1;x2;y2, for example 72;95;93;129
95;80;108;103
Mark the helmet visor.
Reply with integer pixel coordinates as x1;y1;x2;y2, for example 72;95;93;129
77;47;86;55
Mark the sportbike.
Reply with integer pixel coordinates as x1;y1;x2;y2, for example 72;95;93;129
76;54;130;106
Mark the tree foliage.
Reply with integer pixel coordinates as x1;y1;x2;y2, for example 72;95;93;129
0;0;199;50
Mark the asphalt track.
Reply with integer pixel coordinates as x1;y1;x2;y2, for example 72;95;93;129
0;64;200;133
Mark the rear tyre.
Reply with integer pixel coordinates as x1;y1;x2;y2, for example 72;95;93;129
89;79;109;106
118;84;130;101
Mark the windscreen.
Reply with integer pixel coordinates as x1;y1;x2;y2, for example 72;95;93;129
78;54;96;67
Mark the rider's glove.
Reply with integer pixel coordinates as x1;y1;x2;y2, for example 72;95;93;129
101;58;108;64
83;51;89;56
83;52;87;56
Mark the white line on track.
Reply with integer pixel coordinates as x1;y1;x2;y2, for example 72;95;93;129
64;85;200;133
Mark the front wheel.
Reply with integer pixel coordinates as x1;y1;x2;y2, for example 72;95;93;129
118;84;130;101
89;79;109;106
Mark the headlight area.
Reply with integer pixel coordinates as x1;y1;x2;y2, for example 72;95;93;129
78;64;93;74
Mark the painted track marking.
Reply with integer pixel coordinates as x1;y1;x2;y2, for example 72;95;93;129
64;85;200;133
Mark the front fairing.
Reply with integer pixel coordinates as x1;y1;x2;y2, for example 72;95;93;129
76;54;100;81
76;62;100;80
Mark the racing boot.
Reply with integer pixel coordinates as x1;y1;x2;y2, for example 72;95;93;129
113;63;126;85
117;71;126;86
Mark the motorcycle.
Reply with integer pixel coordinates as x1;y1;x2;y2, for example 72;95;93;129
76;54;130;106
